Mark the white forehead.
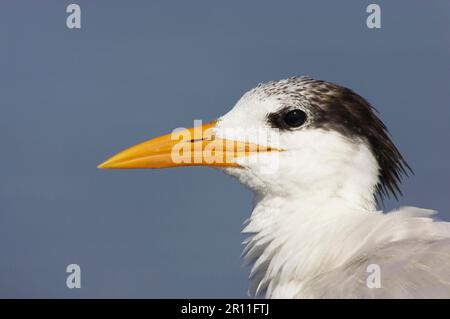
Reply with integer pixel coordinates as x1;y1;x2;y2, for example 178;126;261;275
213;90;281;149
218;90;277;128
214;78;316;144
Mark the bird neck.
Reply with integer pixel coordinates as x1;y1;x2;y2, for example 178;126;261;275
234;137;383;297
242;187;378;298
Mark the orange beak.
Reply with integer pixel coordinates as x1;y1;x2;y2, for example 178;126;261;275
98;121;279;169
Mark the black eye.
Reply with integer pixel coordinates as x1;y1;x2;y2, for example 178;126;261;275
283;109;307;128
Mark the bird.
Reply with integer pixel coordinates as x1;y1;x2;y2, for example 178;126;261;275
98;76;450;298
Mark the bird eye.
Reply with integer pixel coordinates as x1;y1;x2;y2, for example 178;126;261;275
283;109;307;128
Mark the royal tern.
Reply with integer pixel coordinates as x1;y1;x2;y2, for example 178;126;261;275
99;77;450;298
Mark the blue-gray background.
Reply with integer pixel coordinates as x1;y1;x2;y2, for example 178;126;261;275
1;1;449;298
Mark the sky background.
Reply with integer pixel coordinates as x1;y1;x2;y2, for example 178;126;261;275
1;1;449;298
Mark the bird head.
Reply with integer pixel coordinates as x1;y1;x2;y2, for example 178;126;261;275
98;77;411;206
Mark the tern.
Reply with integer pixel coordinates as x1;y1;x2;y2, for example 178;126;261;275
99;77;450;298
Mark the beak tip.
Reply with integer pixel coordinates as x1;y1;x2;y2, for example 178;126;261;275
97;161;111;169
